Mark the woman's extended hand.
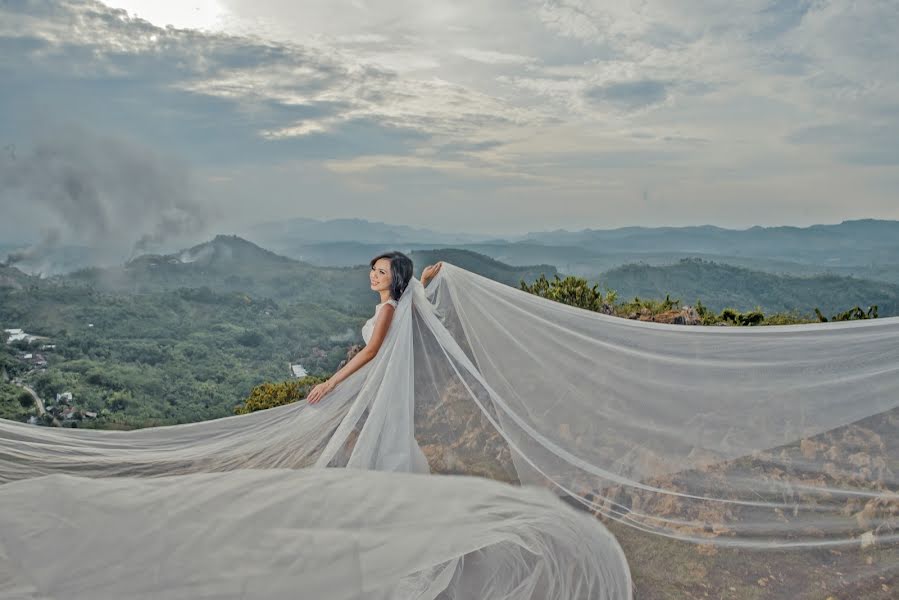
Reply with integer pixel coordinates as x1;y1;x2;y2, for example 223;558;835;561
421;262;443;286
306;379;336;404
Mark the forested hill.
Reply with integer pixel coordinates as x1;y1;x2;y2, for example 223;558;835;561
601;258;899;316
0;265;35;290
66;235;373;313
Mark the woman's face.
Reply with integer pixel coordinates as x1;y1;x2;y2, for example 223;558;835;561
370;258;393;293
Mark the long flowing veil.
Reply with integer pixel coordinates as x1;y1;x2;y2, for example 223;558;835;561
1;262;898;598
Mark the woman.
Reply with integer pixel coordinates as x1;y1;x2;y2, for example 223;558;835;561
306;252;442;404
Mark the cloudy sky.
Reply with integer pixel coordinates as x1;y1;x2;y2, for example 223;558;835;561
1;0;897;247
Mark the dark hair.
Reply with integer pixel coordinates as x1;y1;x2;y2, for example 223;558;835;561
369;251;414;301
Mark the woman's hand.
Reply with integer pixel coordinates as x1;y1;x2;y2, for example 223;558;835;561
421;262;443;286
306;379;336;404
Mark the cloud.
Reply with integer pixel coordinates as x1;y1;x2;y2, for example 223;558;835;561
787;122;899;166
584;80;669;110
454;48;536;65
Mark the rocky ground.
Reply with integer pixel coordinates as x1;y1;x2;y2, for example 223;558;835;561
411;379;898;599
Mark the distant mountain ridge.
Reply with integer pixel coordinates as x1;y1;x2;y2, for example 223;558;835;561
244;217;497;246
523;219;899;266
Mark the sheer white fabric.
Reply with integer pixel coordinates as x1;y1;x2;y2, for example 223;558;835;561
0;469;630;599
1;261;898;597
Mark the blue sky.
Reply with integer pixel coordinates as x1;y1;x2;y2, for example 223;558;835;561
1;0;897;248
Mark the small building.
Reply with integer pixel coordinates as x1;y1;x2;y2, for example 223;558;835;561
3;328;25;343
290;364;308;378
4;328;44;344
83;411;97;419
56;392;73;403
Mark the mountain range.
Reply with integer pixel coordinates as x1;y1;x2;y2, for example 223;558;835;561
5;233;897;318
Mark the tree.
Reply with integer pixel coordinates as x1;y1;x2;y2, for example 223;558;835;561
18;391;34;408
520;274;616;311
234;376;329;415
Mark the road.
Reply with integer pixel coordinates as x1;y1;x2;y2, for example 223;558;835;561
20;384;45;414
13;381;60;426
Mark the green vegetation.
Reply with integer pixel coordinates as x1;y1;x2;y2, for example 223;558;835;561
520;273;617;310
0;281;361;429
520;269;880;326
0;382;33;421
815;304;878;322
234;376;329;415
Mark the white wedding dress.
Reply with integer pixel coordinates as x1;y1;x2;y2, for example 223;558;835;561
1;262;897;598
361;298;397;345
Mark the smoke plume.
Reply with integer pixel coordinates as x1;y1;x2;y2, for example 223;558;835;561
1;125;216;268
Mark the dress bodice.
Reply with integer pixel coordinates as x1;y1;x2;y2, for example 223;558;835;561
361;299;397;345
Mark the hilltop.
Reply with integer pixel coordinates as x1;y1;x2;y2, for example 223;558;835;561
126;234;295;272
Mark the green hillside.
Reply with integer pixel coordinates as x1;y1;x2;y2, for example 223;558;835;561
601;258;899;316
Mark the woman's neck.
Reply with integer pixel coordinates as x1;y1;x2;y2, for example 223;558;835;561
379;292;392;304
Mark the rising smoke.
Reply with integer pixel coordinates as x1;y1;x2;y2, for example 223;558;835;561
1;228;61;268
0;126;216;270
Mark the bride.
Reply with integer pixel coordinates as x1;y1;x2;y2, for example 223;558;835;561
306;252;440;405
1;249;897;599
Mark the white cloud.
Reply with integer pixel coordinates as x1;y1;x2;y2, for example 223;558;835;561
454;48;536;65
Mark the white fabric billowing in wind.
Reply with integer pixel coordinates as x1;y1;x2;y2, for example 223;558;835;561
1;261;898;597
426;264;899;547
0;468;630;599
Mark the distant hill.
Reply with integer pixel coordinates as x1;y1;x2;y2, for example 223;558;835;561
0;243;113;277
600;258;899;316
238;219;899;286
523;219;899;268
126;235;295;272
0;265;35;290
243;217;495;248
67;235;373;313
256;239;581;270
409;249;557;287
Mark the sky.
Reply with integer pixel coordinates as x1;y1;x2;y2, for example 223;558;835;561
0;0;897;249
